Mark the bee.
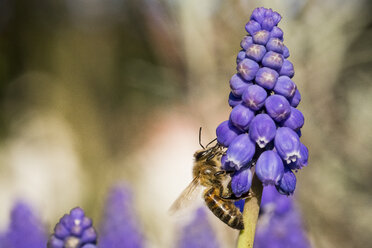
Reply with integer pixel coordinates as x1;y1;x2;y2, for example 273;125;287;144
170;130;249;230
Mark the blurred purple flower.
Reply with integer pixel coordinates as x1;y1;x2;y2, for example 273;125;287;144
254;186;311;248
47;207;97;248
2;201;47;248
177;208;220;248
215;7;308;196
99;185;143;248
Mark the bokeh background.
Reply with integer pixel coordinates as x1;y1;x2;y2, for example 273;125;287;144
0;0;371;247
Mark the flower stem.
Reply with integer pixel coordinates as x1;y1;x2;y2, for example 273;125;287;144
237;175;263;248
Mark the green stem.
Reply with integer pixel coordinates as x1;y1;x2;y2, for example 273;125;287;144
237;175;263;248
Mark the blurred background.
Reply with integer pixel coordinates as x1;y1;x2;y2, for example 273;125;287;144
0;0;371;247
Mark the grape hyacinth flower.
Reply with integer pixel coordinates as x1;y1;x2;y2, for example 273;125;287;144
216;7;308;199
48;207;97;248
99;185;143;248
177;208;220;248
2;201;47;248
254;186;311;248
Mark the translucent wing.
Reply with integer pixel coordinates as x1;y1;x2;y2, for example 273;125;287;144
169;177;202;214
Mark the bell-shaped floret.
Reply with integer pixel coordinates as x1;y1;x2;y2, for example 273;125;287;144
288;143;308;170
216;120;242;147
273;76;296;98
236;50;246;64
245;44;267;62
225;134;256;170
265;95;291;122
230;103;255;131
230;74;252;97
262;51;284;71
266;38;284;54
231;167;253;197
270;26;283;40
249;114;276;148
250;7;267;24
281;107;304;131
245;20;261;36
289;89;301;107
253;30;270;45
283;45;290;58
276;166;296;195
242;85;267;111
237;59;260;81
240;35;253;50
228;92;242;108
274;127;301;164
279;60;295;78
255;150;284;186
255;67;279;90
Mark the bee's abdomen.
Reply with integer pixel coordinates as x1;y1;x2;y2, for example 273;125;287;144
203;188;244;230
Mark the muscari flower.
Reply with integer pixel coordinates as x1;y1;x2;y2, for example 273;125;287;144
177;208;220;248
216;7;308;197
47;207;97;248
99;185;143;248
2;201;47;248
254;185;311;248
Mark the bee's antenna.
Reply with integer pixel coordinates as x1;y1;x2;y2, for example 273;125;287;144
199;127;205;149
205;138;217;148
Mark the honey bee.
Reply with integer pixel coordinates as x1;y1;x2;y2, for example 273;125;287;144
170;131;249;230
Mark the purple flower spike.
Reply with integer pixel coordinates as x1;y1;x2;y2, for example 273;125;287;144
283;45;290;58
273;76;297;98
48;207;97;248
270;26;283;40
178;208;220;248
280;59;295;78
216;120;241;147
288;143;308;170
236;50;246;64
237;59;260;81
265;95;291;122
289;89;301;107
99;185;143;248
226;134;255;170
229;74;251;97
255;67;279;90
276;167;296;195
262;17;275;31
274;127;301;164
230;103;255;131
255;150;284;186
266;38;284;54
281;107;304;131
4;201;47;248
245;20;261;36
228;92;242;108
231;167;253;197
249;114;276;148
241;35;253;50
242;85;267;111
245;44;266;62
262;51;284;71
253;30;270;45
251;7;266;24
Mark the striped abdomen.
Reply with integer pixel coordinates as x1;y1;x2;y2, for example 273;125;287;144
203;187;244;230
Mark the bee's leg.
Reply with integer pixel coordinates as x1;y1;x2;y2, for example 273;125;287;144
220;190;253;201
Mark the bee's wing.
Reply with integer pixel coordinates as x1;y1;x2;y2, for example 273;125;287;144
169;177;202;214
